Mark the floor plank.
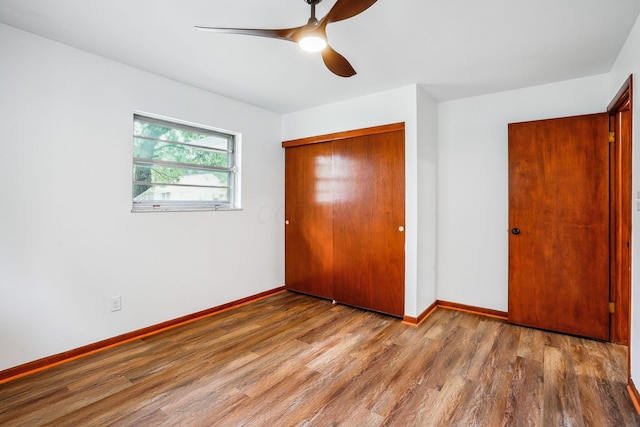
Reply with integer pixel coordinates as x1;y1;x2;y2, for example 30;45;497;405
0;291;637;426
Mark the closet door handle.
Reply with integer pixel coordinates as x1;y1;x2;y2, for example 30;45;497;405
398;226;404;232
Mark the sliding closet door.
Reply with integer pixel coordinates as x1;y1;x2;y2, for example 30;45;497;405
284;123;405;317
332;130;405;316
284;142;334;299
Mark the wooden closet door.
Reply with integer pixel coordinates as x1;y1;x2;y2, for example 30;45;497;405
284;143;334;299
332;130;405;316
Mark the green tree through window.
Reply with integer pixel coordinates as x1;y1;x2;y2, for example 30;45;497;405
132;115;239;211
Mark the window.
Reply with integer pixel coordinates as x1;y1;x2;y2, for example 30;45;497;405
132;114;240;212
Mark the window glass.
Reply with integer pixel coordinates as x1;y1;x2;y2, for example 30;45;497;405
132;114;240;212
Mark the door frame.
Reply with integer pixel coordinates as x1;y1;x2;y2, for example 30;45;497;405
608;75;633;346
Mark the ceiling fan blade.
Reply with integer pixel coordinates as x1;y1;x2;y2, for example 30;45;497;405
195;26;302;42
324;0;378;24
321;45;356;77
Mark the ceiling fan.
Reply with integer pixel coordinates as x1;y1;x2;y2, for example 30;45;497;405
195;0;378;77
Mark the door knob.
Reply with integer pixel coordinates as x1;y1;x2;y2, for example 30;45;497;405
511;228;520;235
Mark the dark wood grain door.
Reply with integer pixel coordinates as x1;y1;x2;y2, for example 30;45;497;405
508;113;610;340
284;142;334;299
332;130;405;316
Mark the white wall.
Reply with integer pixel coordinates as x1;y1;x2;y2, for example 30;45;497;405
417;87;438;310
0;24;284;371
282;85;438;318
609;13;640;384
436;74;610;311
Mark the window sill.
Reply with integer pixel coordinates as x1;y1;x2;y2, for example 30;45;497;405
131;206;242;213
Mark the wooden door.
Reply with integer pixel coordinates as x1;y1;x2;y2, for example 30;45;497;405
508;113;610;340
283;123;405;317
284;142;334;299
332;130;405;316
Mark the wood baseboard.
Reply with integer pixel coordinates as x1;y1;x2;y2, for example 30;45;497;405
0;287;286;384
436;300;508;320
402;300;508;326
402;300;438;326
628;379;640;415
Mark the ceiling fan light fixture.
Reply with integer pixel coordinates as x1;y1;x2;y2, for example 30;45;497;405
298;34;327;52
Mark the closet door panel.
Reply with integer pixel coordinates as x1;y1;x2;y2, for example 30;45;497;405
284;143;334;298
332;130;405;316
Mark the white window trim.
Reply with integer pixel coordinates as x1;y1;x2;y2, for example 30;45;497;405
131;112;242;213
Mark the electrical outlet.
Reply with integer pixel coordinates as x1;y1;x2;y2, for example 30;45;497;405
109;295;122;312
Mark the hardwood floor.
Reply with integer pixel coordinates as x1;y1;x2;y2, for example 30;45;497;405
0;291;638;426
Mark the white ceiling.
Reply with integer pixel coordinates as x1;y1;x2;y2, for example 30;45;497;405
1;0;639;114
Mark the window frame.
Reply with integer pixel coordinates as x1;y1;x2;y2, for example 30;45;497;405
131;113;241;213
